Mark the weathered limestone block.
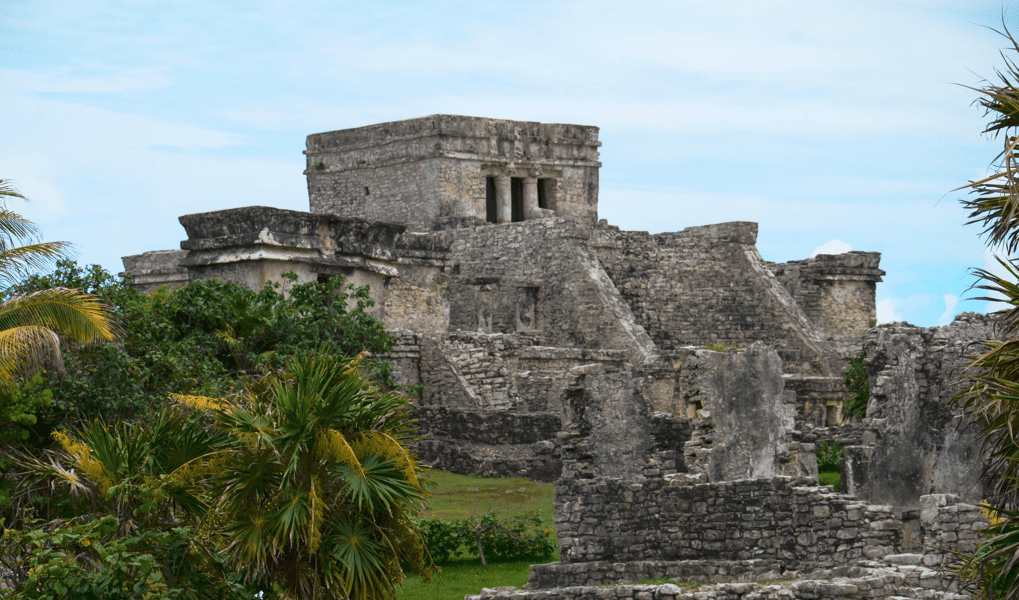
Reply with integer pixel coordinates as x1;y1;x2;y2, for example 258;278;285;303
119;249;189;294
305;115;602;230
682;342;818;482
843;313;993;510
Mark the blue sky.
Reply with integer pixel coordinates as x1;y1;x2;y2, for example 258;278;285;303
0;1;1013;326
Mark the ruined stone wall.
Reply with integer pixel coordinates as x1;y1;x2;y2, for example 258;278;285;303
843;313;994;510
517;484;984;598
552;476;901;567
768;253;884;360
119;249;189;294
382;331;631;481
590;222;839;375
445;218;657;364
304;115;601;230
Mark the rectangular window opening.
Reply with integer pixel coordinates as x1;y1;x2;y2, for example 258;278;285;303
485;177;498;223
511;177;524;222
537;179;548;209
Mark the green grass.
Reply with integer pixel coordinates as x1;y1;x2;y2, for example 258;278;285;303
421;470;555;522
398;558;536;600
819;470;841;492
399;471;558;599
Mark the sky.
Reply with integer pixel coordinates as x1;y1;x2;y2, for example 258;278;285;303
0;1;1015;327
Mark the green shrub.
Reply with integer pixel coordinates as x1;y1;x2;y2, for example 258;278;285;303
842;350;869;419
819;470;841;492
418;512;556;565
815;439;844;472
0;515;254;599
14;262;397;426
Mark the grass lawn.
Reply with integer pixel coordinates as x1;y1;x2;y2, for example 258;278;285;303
399;470;558;599
420;469;555;522
397;558;537;600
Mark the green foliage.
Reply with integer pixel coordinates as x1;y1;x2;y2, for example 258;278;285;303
8;407;227;529
0;515;253;599
0;373;54;516
10;351;431;600
842;350;869;419
9;258;120;299
815;439;844;473
18;262;395;425
186;350;431;600
952;24;1019;600
418;511;556;565
0;372;53;447
818;471;841;492
704;343;740;353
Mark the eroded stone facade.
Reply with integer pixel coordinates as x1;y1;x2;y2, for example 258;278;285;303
120;115;999;600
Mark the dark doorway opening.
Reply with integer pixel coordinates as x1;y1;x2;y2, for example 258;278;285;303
511;177;524;222
485;177;497;223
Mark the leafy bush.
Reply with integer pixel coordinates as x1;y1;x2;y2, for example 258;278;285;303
815;439;844;473
819;471;841;492
16;262;396;426
418;511;556;565
0;515;253;599
417;518;473;563
842;350;869;419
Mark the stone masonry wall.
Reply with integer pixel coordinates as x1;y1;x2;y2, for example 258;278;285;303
767;253;884;361
843;313;995;510
305;115;602;230
590;222;839;375
504;490;985;600
551;476;901;567
446;218;657;364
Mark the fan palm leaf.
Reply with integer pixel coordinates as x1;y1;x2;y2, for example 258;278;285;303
182;349;432;599
0;287;115;381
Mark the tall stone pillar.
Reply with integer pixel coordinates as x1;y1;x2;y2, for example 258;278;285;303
495;175;511;224
523;176;539;220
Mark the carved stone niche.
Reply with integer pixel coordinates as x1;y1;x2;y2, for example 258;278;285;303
516;286;539;331
480;164;561;223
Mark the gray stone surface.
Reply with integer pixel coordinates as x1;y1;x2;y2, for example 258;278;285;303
692;342;809;482
843;313;992;510
119;249;189;293
305;115;602;230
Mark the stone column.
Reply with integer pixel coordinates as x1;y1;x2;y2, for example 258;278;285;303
495;175;511;223
523;176;539;220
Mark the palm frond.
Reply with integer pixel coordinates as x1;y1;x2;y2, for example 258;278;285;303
0;325;62;381
0;287;116;342
0;241;73;287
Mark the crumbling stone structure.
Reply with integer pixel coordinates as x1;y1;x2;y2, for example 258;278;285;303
121;115;884;477
468;342;988;600
304;115;601;230
843;312;994;511
120;115;999;600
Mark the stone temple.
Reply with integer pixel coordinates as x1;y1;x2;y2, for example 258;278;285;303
124;114;891;478
124;116;993;600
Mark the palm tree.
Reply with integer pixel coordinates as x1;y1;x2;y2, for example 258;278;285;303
0;179;114;382
953;25;1019;600
179;350;433;600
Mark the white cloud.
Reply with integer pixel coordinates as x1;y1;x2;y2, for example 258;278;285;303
877;298;899;324
812;239;852;257
0;67;171;94
937;293;960;326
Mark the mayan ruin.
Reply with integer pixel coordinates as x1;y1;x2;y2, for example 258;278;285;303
118;114;994;600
